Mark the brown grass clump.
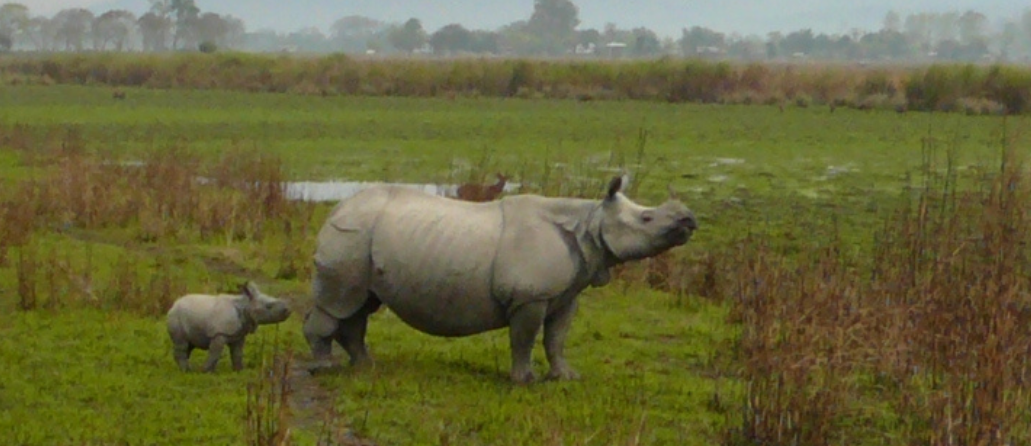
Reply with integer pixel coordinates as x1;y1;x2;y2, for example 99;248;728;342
0;125;312;317
245;342;295;446
721;133;1031;445
5;53;1031;115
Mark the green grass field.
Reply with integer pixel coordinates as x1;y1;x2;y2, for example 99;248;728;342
1;84;1027;445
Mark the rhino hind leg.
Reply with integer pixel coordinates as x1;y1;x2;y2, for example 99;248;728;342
303;306;339;365
333;294;382;367
303;294;381;373
172;342;193;372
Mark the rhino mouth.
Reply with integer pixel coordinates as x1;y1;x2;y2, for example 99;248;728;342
665;226;692;245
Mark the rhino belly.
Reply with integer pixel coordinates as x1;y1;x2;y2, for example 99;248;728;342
369;201;508;337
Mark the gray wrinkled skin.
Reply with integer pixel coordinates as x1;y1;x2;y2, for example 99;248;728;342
166;281;292;373
302;175;698;384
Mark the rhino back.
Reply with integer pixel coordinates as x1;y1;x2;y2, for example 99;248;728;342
368;190;507;336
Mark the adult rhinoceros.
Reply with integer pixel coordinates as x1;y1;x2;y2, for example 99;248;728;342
302;175;698;384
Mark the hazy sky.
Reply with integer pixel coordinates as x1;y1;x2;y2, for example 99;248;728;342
27;0;1031;39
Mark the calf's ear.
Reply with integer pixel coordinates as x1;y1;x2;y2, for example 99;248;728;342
241;281;256;301
606;175;624;200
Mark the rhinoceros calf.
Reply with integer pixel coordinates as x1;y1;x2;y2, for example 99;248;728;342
302;175;698;384
166;281;292;372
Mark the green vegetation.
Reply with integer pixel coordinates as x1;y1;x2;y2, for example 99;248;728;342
1;81;1029;445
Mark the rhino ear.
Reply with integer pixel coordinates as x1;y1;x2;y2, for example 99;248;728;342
605;175;625;200
241;281;257;301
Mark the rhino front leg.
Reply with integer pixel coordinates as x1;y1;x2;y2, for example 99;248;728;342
203;336;227;373
508;301;547;384
229;339;246;371
544;299;581;381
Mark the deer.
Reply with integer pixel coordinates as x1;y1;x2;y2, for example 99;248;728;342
455;173;509;202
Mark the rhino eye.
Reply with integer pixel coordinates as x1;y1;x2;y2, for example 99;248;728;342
641;213;653;223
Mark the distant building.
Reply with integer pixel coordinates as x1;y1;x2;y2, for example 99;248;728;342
575;42;596;55
605;42;627;58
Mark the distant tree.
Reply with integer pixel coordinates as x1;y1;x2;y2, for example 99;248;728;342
726;34;764;60
833;34;861;59
781;28;815;56
0;3;29;48
631;27;660;56
389;18;427;53
679;26;725;56
194;12;228;47
998;21;1020;60
934;11;959;43
935;38;988;61
496;20;534;55
197;40;215;52
169;0;198;49
219;15;245;49
602;22;618;42
957;10;987;46
1024;10;1031;51
430;23;472;54
52;8;93;51
468;30;499;54
904;12;935;53
576;28;600;45
284;26;329;52
527;0;579;54
92;10;136;51
242;28;278;51
860;29;910;59
330;15;386;52
138;11;170;51
765;31;783;59
0;32;10;51
882;11;901;33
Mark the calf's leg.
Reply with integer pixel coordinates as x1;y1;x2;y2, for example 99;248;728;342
203;336;227;373
229;339;246;371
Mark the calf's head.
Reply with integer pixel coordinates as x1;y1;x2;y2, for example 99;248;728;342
241;281;292;324
598;175;698;263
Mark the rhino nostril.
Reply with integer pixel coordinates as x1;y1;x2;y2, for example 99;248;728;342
678;215;698;230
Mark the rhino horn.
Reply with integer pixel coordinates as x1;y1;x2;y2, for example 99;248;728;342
667;183;679;200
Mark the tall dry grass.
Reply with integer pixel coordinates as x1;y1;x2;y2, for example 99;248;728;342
245;341;295;446
3;53;1030;114
720;127;1031;445
0;124;312;316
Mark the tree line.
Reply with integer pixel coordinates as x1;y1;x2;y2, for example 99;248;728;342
0;0;244;53
2;0;1031;63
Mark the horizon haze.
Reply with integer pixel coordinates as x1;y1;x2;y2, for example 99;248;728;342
32;0;1029;39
